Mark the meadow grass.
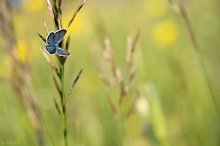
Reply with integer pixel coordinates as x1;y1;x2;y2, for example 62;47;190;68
167;0;220;118
0;0;220;146
38;0;85;145
0;0;45;145
92;30;142;146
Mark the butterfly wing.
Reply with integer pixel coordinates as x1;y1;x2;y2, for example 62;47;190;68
46;32;55;45
44;45;56;54
54;29;67;45
56;47;70;56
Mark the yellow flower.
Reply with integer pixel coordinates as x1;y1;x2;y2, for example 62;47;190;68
63;11;91;39
153;20;179;47
145;0;168;17
25;0;44;12
16;41;28;63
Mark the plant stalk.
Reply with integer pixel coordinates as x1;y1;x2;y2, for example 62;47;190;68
60;61;68;146
178;2;220;118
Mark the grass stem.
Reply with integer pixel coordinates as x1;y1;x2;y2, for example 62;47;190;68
60;60;68;146
177;1;220;118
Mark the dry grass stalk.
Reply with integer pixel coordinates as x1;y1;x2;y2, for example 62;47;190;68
0;0;45;145
126;29;140;66
103;38;117;78
94;30;141;124
93;31;141;146
99;74;113;89
166;0;220;118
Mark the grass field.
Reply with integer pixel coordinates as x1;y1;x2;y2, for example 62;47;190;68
0;0;220;146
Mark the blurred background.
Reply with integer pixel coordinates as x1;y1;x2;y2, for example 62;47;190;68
0;0;220;145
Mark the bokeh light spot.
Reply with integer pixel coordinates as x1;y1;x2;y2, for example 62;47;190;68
153;20;179;47
145;0;168;17
25;0;43;12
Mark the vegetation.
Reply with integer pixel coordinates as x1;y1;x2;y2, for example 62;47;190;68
0;0;219;146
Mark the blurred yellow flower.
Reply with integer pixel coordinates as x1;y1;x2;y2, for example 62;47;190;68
25;0;44;12
63;11;91;39
0;56;10;78
16;41;28;63
145;0;168;17
153;20;179;47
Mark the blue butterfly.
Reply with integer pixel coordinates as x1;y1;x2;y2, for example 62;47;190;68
44;29;70;56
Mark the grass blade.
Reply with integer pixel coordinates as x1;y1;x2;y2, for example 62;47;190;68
68;0;86;28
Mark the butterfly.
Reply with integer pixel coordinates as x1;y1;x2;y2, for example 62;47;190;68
44;29;70;56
